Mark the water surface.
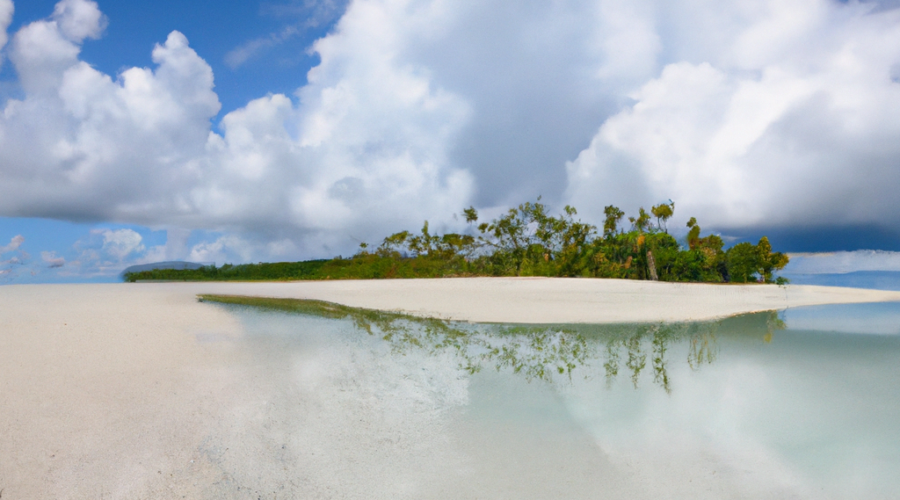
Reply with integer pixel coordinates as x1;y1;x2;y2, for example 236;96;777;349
201;299;900;499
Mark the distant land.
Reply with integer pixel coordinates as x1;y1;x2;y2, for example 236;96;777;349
120;261;211;278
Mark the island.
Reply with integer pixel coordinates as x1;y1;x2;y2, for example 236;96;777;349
124;200;790;284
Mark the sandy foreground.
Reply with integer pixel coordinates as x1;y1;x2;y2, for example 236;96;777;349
2;279;900;499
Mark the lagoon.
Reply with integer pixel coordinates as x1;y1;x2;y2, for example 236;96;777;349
188;299;900;499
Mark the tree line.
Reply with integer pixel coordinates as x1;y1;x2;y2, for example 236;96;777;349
124;199;789;283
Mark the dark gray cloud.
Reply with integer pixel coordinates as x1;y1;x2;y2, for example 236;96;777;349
720;225;900;253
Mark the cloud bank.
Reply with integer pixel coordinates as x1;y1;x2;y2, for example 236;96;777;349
1;0;900;265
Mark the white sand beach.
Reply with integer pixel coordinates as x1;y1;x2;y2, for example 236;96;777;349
2;279;899;499
177;277;900;323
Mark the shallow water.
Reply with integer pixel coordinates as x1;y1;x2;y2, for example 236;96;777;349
202;300;900;499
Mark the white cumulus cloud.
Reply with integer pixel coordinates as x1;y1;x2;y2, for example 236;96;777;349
96;228;144;260
41;250;65;268
52;0;106;43
0;0;476;260
187;235;254;265
0;233;28;280
0;234;23;254
0;0;12;58
62;227;164;278
566;0;900;231
2;0;900;267
1;22;220;221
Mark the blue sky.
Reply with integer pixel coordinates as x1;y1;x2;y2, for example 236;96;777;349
2;0;900;283
0;0;340;115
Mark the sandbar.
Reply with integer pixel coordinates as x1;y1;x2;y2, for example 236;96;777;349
164;277;899;323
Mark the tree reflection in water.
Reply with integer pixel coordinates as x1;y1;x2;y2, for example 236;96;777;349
199;295;785;392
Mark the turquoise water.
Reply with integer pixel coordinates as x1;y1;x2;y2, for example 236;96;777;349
206;299;900;499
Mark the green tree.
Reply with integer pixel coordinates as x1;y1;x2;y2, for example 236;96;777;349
651;201;675;233
755;236;790;283
408;221;440;256
378;230;410;256
463;206;478;223
477;200;553;275
547;205;597;277
629;207;652;233
725;242;759;283
725;237;789;284
603;205;625;237
686;217;701;250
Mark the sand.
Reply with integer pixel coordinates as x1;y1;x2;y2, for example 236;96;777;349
178;277;900;323
2;279;899;498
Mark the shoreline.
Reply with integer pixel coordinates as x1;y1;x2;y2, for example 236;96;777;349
137;277;900;324
7;277;900;324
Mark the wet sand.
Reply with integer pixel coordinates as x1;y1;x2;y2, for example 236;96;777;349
2;279;899;498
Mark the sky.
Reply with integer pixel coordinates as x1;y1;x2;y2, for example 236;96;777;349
2;0;900;283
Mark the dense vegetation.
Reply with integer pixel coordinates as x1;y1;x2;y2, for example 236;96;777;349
124;260;330;281
124;200;789;284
